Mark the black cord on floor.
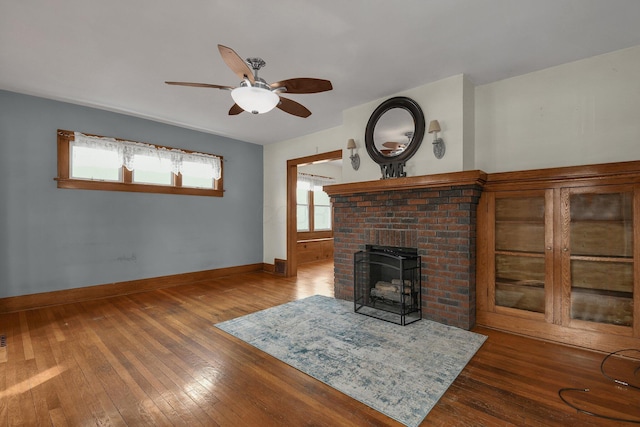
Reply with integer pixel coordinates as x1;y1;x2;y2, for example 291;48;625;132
600;348;640;391
558;348;640;423
558;388;640;424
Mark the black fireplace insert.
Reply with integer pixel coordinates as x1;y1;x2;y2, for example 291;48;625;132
354;245;421;325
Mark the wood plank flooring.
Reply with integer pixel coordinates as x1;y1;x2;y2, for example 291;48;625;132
1;260;638;426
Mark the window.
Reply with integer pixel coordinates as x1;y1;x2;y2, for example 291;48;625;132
297;173;334;238
57;129;223;196
297;183;310;231
71;143;121;181
131;154;173;185
313;189;331;230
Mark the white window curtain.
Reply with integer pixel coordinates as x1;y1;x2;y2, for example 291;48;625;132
73;132;222;180
297;173;336;190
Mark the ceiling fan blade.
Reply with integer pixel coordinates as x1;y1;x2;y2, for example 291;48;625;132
276;97;312;118
217;44;255;84
229;103;244;115
165;81;233;90
270;78;333;94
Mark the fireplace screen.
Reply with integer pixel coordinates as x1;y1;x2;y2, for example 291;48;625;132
354;245;421;325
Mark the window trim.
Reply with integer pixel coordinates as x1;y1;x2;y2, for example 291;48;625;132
56;129;224;197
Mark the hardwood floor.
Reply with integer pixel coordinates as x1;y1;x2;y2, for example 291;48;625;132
1;260;638;426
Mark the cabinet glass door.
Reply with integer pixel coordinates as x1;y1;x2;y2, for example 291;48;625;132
494;195;546;313
568;190;634;326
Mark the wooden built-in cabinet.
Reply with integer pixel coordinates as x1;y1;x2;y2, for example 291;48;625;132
296;238;334;264
477;161;640;353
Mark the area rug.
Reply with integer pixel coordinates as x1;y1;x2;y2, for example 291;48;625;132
215;295;487;427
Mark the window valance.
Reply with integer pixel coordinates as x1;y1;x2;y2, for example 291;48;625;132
73;132;222;180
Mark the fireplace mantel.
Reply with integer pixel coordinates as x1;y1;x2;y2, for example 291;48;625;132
324;170;487;196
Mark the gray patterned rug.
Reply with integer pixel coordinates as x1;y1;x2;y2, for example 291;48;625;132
215;295;487;427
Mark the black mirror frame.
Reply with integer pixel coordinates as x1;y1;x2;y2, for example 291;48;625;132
364;96;426;165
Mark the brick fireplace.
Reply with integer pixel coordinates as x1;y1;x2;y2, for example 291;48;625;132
324;171;486;330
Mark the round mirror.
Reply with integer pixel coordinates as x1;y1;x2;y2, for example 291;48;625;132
365;97;425;165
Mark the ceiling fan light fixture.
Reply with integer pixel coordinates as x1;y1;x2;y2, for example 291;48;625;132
231;86;279;114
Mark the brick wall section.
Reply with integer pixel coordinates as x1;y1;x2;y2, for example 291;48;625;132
331;185;482;330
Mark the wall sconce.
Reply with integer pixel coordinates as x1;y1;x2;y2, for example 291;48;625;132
347;138;360;170
428;120;445;159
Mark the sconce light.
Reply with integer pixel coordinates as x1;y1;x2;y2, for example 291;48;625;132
428;120;445;159
347;138;360;170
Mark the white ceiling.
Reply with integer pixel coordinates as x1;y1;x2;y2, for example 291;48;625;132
2;0;640;145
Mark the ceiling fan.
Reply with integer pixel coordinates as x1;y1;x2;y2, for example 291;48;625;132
380;132;412;155
381;141;407;155
166;44;333;118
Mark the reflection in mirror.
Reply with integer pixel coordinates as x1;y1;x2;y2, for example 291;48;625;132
373;108;415;157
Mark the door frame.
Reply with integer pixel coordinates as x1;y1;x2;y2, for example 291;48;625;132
286;149;343;277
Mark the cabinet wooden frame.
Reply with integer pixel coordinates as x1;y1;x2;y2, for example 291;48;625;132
56;129;224;197
484;189;555;323
560;184;638;334
477;160;640;353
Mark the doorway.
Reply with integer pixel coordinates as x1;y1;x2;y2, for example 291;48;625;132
286;149;342;277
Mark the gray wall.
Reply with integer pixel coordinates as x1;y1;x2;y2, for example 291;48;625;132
0;90;263;298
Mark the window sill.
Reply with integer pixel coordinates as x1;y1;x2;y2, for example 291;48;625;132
297;230;333;241
297;237;334;243
56;178;223;197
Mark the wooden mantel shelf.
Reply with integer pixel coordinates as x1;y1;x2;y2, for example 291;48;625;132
324;170;487;196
